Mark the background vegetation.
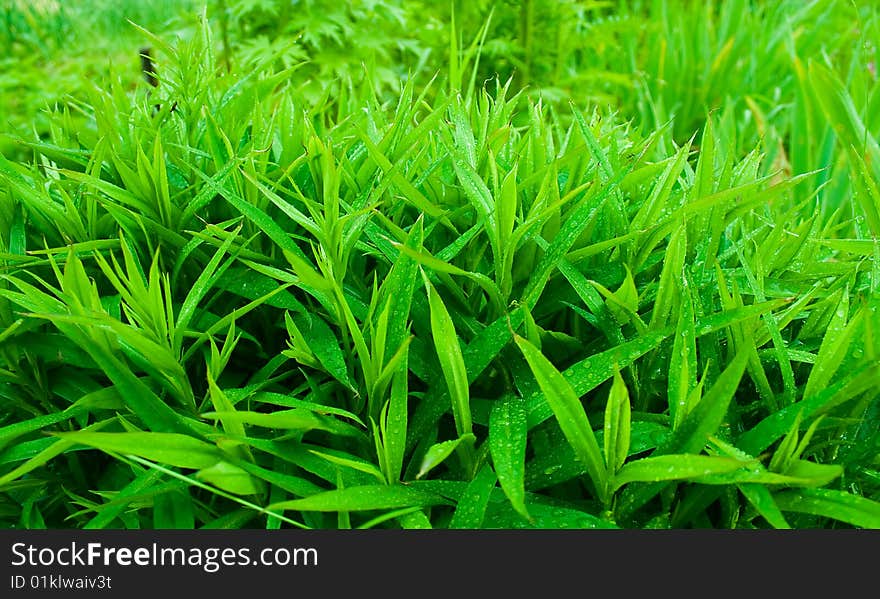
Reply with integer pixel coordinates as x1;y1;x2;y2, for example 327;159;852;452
0;0;878;529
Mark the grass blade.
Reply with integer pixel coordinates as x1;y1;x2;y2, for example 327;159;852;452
514;334;608;504
489;394;529;520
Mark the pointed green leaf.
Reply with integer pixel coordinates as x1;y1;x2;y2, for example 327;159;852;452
269;485;449;512
514;334;608;501
417;435;475;479
424;275;472;438
449;465;497;529
774;488;880;529
54;432;222;470
613;455;749;491
489;395;529;520
604;367;631;474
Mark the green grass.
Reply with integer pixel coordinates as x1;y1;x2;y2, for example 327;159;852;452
0;0;878;530
0;0;199;160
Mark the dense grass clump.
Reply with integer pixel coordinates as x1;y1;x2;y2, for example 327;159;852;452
0;1;878;529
